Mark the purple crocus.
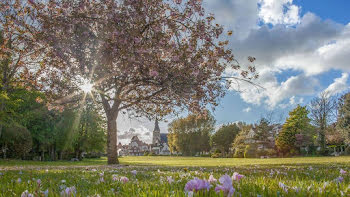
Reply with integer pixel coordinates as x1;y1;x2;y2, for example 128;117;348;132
112;174;118;181
21;190;34;197
60;186;76;197
167;176;174;184
215;175;235;197
232;172;244;181
279;182;288;193
119;176;129;183
340;169;347;175
131;170;137;176
208;175;217;183
336;176;344;183
184;178;211;193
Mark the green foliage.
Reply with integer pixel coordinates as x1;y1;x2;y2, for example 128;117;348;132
276;105;311;156
1;123;32;158
232;125;251;158
168;111;215;156
244;144;257;158
211;123;240;155
337;92;350;144
0;87;106;161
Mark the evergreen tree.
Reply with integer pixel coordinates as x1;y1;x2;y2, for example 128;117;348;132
276;105;311;156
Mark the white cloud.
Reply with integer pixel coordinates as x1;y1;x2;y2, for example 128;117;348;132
203;0;259;40
323;73;349;96
230;66;319;108
258;0;300;25
243;107;252;112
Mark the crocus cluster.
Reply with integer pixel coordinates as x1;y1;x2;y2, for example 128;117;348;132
279;182;288;193
215;175;235;197
184;178;211;193
60;186;76;197
21;190;34;197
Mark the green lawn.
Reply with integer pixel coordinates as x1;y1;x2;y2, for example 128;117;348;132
119;156;350;167
1;156;350;168
0;156;349;196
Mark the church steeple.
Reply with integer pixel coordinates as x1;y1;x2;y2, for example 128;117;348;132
152;119;161;145
154;119;160;132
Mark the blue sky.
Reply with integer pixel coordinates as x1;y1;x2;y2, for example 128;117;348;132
117;0;350;144
295;0;350;24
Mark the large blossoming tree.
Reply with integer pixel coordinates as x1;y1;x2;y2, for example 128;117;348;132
2;0;257;164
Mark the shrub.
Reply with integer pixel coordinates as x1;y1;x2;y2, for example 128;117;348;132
211;153;221;158
2;124;32;158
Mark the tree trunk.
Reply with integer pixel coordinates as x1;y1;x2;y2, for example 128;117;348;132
2;144;7;159
107;116;119;164
0;98;4;138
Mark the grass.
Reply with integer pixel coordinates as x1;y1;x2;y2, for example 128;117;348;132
0;156;349;196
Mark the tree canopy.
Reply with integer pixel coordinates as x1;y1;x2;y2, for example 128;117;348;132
0;0;257;164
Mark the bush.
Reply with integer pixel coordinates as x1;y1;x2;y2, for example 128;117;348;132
211;153;221;158
1;124;32;158
244;144;257;158
214;149;222;154
266;149;277;157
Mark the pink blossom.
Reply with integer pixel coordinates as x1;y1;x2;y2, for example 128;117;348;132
119;176;129;183
37;179;41;185
184;178;211;193
149;70;159;77
27;0;35;5
215;175;235;197
208;175;217;183
232;172;244;181
174;0;182;4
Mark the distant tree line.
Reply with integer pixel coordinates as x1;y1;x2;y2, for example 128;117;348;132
168;91;350;158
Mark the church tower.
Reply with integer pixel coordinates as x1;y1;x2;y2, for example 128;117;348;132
152;119;161;145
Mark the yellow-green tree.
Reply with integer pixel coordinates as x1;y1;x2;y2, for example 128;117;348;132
168;112;215;156
276;105;311;156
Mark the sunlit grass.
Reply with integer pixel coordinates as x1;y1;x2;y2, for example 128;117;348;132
0;156;349;196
